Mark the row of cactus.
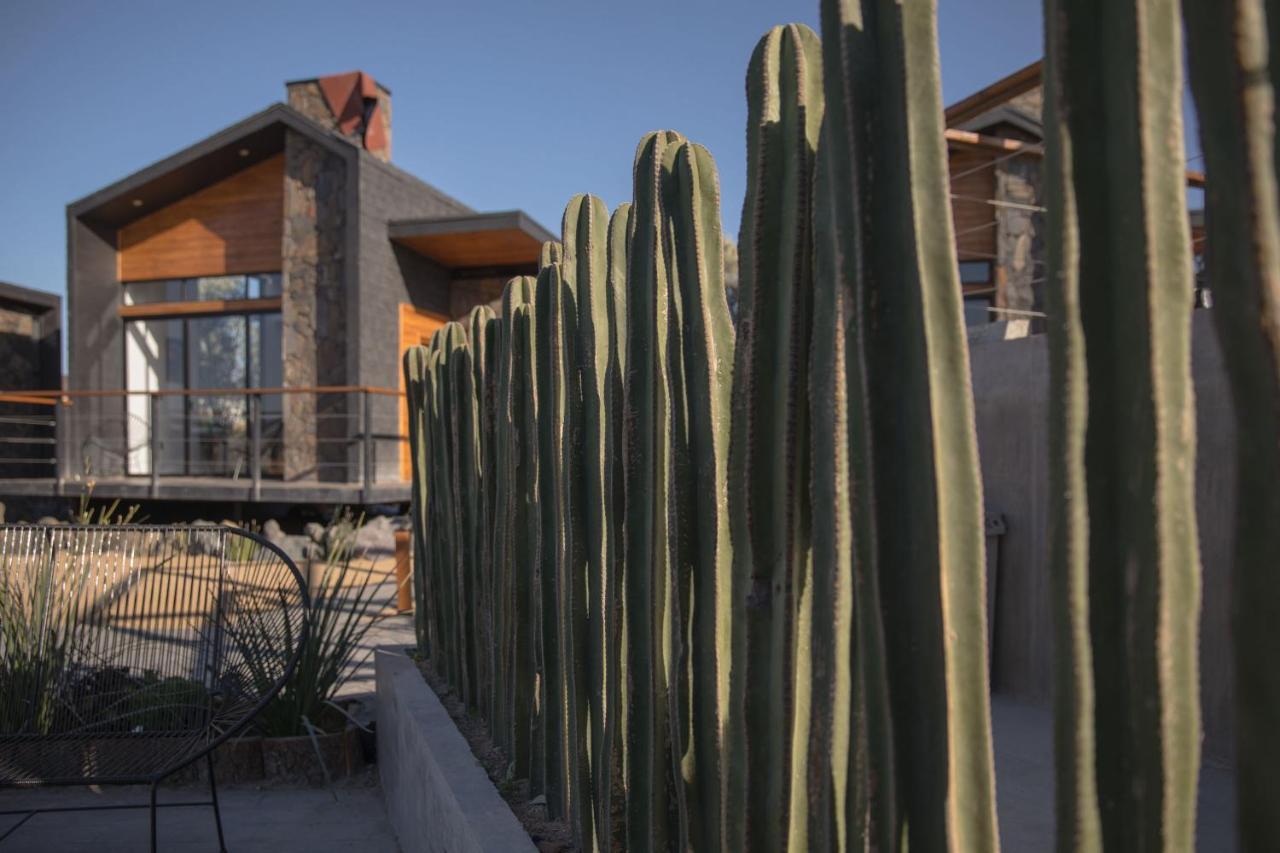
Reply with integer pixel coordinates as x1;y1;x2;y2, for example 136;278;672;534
405;0;1275;848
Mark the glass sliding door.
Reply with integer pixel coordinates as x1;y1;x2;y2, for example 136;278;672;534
250;312;284;477
124;319;185;475
187;315;249;477
122;272;283;479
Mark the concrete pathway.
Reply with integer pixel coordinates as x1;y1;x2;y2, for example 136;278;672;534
0;783;399;852
992;694;1237;852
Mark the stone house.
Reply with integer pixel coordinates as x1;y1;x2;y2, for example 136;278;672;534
944;60;1206;329
51;71;552;506
0;282;62;480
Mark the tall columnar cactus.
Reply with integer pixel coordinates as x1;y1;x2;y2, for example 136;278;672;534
442;321;484;709
728;23;822;852
664;139;737;853
816;1;998;849
403;344;431;654
493;276;539;779
562;193;618;852
623;129;684;853
467;305;498;721
535;258;585;829
604;201;631;850
1181;1;1280;847
1044;2;1202;851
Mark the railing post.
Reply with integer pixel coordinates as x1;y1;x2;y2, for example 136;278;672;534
250;394;262;502
149;393;160;498
361;389;373;499
394;529;412;613
54;397;68;494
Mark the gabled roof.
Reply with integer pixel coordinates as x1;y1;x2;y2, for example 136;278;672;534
67;103;354;228
945;60;1043;129
956;104;1043;140
0;281;60;312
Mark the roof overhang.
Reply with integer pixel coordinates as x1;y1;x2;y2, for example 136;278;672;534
0;281;61;313
389;210;555;272
945;60;1043;128
67;104;352;229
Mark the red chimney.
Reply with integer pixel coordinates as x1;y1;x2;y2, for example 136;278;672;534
286;71;392;162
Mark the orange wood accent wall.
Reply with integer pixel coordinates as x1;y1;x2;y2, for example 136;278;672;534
399;303;448;481
118;155;284;282
949;147;998;264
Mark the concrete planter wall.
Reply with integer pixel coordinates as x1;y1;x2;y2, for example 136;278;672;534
376;648;535;853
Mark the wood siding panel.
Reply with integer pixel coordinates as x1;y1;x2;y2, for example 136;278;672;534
949;147;998;262
395;228;542;268
118;155;284;281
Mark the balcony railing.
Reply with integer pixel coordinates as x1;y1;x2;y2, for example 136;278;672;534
0;386;408;501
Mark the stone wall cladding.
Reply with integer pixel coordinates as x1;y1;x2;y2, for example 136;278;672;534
0;306;39;388
287;81;338;132
283;129;348;482
449;276;508;319
357;156;469;481
995;153;1045;320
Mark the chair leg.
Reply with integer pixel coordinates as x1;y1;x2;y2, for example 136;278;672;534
207;753;228;853
149;782;158;853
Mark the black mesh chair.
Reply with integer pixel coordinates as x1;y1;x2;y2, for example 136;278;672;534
0;524;309;851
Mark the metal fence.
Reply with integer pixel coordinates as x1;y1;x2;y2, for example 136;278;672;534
0;387;408;497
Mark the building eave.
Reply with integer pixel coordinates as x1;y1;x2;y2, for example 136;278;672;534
66;103;357;228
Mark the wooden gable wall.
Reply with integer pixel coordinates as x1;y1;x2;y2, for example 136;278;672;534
117;155;284;282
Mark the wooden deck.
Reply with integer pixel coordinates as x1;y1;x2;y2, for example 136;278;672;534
0;476;410;506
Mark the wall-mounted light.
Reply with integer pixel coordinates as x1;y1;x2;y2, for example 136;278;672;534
131;199;144;207
238;148;250;157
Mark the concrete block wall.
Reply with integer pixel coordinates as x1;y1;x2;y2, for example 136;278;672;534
376;649;535;853
971;310;1237;766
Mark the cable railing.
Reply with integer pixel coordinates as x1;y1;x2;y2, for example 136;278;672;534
0;387;409;498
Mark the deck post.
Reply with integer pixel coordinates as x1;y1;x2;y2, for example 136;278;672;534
149;393;160;498
361;389;373;500
53;397;68;494
250;394;262;502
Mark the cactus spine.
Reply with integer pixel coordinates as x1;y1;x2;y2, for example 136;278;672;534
1044;1;1202;850
1182;1;1280;846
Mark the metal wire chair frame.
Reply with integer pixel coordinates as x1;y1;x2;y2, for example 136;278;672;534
0;524;311;852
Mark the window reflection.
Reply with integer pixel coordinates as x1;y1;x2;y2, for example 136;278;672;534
123;295;283;479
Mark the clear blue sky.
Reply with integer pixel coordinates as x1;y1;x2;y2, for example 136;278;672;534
1;1;1049;300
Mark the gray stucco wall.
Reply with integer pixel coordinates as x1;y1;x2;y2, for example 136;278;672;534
972;310;1236;766
67;216;126;477
355;155;468;482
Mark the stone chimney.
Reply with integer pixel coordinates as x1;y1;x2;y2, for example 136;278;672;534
286;71;392;162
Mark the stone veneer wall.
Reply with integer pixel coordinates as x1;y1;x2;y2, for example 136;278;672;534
282;129;348;482
0;307;41;390
994;153;1045;321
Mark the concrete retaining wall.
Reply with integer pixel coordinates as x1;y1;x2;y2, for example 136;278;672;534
972;310;1237;765
376;649;535;853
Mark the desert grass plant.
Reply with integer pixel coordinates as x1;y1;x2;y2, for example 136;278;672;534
231;512;388;737
0;533;97;735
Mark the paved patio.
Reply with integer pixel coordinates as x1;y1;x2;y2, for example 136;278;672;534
0;783;399;852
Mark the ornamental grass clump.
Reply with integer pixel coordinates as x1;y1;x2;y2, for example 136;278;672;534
233;512;388;737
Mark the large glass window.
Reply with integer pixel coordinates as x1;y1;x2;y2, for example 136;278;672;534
123;274;282;478
123;273;281;306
